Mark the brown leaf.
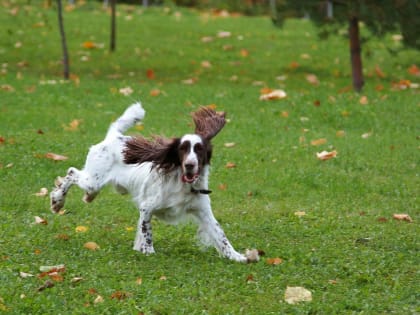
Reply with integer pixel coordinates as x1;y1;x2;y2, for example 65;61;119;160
375;65;386;78
393;214;413;223
408;64;419;76
63;119;82;131
84;241;100;251
38;280;54;292
266;257;283;265
110;291;131;300
135;277;143;285
45;152;68;161
225;162;236;168
310;138;327;146
246;274;255;283
146;69;155;79
316;150;337;161
359;96;369;105
150;89;161;97
224;142;236;148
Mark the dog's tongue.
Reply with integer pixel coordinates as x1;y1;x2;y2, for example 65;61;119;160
182;174;198;183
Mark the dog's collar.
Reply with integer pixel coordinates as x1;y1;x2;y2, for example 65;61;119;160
190;187;212;194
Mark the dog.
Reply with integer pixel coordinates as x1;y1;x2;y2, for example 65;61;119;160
50;102;258;263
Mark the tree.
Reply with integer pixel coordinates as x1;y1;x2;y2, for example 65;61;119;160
272;0;420;92
57;0;70;79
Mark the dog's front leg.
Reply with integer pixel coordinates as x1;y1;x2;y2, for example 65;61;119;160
195;207;248;263
133;208;155;255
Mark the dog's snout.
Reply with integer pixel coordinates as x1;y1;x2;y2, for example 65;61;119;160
185;163;195;171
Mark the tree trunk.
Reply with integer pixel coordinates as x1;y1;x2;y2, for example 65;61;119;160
57;0;70;79
349;16;363;92
110;0;116;52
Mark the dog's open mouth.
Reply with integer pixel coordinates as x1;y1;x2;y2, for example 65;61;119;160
182;173;199;184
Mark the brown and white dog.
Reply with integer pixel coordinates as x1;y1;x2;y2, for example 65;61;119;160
50;103;258;263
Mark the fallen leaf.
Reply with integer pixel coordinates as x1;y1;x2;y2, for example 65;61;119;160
182;78;197;85
224;142;236;148
259;89;287;101
37;280;54;292
201;36;213;43
84;241;100;251
34;216;48;225
316;150;337;161
56;234;70;241
146;69;155;79
359;95;369;105
63;119;82;131
294;211;306;217
217;31;231;38
246;274;255;283
225;162;236;168
34;187;48;197
150;89;161;97
375;65;386;78
45;152;68;161
1;84;15;92
19;271;34;278
393;214;413;223
289;61;299;69
119;87;133;96
408;64;419;76
94;295;104;304
218;183;227;190
201;60;212;68
310;138;327;146
39;264;65;273
159;275;167;281
306;74;319;85
75;226;88;233
266;257;283;265
281;111;289;118
313;100;321;107
240;49;249;57
284;286;312;304
82;41;96;49
336;130;346;138
71;277;83;283
136;277;143;285
361;132;373;139
111;291;131;300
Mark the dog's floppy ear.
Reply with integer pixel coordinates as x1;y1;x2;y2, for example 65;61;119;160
192;107;226;141
124;136;181;172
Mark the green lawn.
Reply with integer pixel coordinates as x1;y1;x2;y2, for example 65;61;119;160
0;2;419;314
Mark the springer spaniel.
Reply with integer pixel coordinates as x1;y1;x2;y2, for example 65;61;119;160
50;103;258;263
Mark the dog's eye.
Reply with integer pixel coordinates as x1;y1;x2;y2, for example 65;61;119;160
179;141;190;152
194;143;204;153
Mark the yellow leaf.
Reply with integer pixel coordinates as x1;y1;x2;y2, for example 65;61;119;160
359;95;369;105
306;74;319;85
294;211;306;217
84;241;100;251
310;138;327;146
75;226;88;233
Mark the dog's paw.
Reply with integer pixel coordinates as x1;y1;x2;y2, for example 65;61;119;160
245;248;260;263
50;189;65;213
133;243;155;255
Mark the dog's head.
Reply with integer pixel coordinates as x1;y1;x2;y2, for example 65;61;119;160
124;107;225;184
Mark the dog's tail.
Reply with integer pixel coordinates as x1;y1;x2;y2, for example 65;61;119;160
105;102;145;140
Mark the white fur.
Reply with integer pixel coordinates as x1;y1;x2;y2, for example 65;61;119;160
50;102;254;263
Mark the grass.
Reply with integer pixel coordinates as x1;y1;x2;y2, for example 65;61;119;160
0;1;419;314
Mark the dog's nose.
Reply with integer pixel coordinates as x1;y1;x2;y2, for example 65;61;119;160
185;163;195;171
